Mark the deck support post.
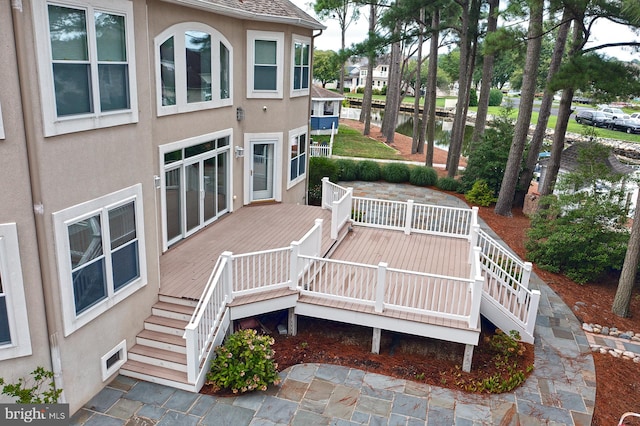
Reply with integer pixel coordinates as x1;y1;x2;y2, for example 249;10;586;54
462;344;474;373
288;308;297;336
371;328;381;354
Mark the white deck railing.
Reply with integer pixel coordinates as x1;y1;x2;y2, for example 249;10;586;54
351;197;478;239
473;226;540;340
184;255;232;385
310;143;332;157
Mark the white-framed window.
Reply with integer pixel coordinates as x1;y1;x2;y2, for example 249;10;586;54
288;125;307;188
33;0;138;137
291;35;310;97
53;184;147;336
0;223;32;361
155;23;233;116
247;30;284;98
160;130;232;251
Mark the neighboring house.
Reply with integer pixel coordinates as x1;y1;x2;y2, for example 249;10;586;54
538;142;639;211
1;0;323;414
343;58;389;93
310;86;343;136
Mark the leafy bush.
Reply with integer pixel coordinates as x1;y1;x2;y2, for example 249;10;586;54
357;160;381;181
409;166;438;187
469;88;478;107
335;159;359;181
465;180;497;206
382;163;410;183
488;89;503;106
356;86;365;94
525;142;630;283
459;107;519;195
436;177;461;192
308;157;339;188
0;367;62;403
207;329;280;394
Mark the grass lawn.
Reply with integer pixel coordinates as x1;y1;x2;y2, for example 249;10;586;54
312;125;404;160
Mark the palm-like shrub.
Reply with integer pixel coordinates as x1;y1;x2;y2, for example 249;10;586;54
382;163;410;183
409;166;438;187
357;160;381;181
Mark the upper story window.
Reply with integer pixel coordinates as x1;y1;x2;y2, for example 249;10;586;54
247;30;284;98
288;125;307;187
156;23;233;116
53;185;147;336
291;35;310;97
0;223;32;361
34;0;138;136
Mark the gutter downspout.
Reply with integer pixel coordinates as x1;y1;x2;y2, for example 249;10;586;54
305;29;323;205
10;0;66;402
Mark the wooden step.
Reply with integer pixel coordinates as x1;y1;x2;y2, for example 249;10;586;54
159;295;198;308
120;360;195;392
144;315;188;336
152;301;195;321
136;329;186;354
128;344;187;372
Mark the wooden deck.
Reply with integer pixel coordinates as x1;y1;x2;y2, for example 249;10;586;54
159;204;334;300
329;226;470;277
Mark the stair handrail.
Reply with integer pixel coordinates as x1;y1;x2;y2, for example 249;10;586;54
188;255;223;324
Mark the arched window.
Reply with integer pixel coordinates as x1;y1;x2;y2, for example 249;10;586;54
155;23;232;115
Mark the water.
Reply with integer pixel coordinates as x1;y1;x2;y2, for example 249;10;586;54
341;107;473;153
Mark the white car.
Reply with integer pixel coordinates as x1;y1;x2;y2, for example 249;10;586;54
598;106;626;120
630;112;640;120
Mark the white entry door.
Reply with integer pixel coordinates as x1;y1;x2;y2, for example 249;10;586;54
251;141;275;201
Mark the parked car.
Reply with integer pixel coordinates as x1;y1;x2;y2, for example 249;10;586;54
630;112;640;120
575;110;614;128
598;106;626;120
611;118;640;134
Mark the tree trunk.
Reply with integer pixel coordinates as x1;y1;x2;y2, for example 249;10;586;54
469;0;498;150
613;189;640;317
513;8;571;207
381;22;403;143
446;0;480;177
362;3;377;134
494;0;544;216
422;11;439;164
412;9;425;154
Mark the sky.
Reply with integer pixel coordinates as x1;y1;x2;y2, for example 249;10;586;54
290;0;640;62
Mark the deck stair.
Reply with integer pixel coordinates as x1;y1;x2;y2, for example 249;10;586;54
120;296;198;391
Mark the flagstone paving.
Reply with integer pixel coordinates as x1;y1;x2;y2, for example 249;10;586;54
70;182;596;425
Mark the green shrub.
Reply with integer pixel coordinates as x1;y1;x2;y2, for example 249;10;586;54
381;163;410;183
465;180;497;206
357;160;381;181
308;157;339;188
356;86;365;94
0;367;62;403
335;159;359;181
469;88;478;107
207;329;280;394
409;166;438;187
381;85;387;95
488;89;503;106
436;177;460;192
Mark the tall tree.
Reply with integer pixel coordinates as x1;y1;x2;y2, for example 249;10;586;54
470;0;500;148
446;0;481;178
421;10;440;165
380;20;403;143
314;0;361;92
494;0;544;216
613;188;640;317
360;2;379;135
313;49;341;88
411;8;425;154
513;7;571;207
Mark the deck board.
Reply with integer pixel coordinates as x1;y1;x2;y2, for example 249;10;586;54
159;204;333;300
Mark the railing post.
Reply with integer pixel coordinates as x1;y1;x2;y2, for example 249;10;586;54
471;206;479;229
314;219;323;256
469;224;480;267
518;262;533;303
469;247;483;329
221;251;234;303
526;290;541;338
185;326;197;384
331;199;339;240
375;262;387;313
289;243;300;290
321;177;330;209
404;200;414;235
